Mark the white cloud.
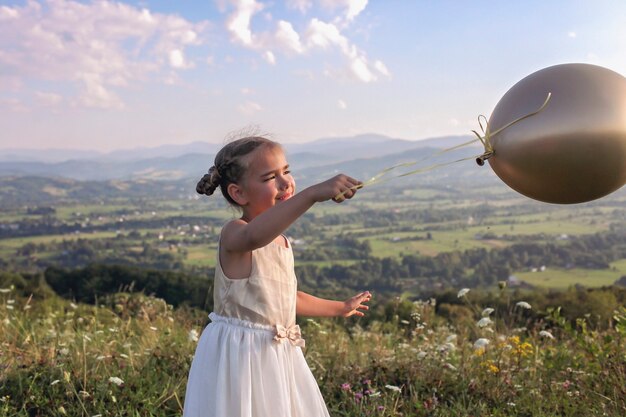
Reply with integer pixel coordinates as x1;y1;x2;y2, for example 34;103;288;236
222;1;388;83
264;50;276;65
319;0;368;21
238;100;262;114
0;0;206;109
276;20;304;53
1;97;29;113
374;60;390;78
226;0;264;45
35;91;64;106
337;99;347;109
346;0;368;21
568;31;577;38
286;0;313;14
169;49;193;69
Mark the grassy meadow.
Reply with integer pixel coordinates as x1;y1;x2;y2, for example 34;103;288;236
1;288;625;416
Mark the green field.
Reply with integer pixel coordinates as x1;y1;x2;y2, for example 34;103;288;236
515;260;626;289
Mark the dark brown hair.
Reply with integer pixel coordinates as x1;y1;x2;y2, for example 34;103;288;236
196;136;280;206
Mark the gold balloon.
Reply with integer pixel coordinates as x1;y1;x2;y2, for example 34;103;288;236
486;63;626;204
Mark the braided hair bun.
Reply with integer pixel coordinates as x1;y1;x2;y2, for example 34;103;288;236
196;166;221;196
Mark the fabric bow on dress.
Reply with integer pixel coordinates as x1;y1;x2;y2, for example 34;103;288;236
274;324;306;348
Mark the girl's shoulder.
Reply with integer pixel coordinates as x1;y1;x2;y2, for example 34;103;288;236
220;218;247;237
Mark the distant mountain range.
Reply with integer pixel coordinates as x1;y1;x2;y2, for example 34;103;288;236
0;134;491;184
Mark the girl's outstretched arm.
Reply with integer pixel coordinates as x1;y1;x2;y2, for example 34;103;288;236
296;290;372;318
223;175;362;252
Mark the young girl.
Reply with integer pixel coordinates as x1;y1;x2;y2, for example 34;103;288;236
184;136;372;417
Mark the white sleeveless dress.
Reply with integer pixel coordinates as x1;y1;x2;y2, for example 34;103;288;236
183;237;330;417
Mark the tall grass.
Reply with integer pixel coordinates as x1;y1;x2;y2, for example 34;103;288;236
1;287;624;416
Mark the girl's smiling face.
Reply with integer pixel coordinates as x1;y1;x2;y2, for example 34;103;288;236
238;144;295;219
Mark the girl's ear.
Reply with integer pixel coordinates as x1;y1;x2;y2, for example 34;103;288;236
227;183;248;206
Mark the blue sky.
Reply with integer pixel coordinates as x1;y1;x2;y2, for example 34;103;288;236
1;0;625;151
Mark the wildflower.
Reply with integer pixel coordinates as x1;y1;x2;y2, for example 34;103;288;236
354;392;363;402
59;348;70;356
385;385;402;393
400;319;410;325
516;301;532;310
306;318;320;327
507;402;516;407
477;317;492;328
473;338;490;349
481;308;494;316
370;391;381;397
445;334;457;343
438;342;455;352
119;353;129;359
150;326;158;331
457;288;470;298
50;380;61;386
188;329;199;342
539;330;555;340
58;406;67;415
417;351;427;360
0;288;11;293
108;376;124;387
443;363;457;371
341;383;351;391
70;303;78;309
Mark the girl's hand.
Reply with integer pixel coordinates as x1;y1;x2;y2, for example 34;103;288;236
309;174;362;203
341;291;372;317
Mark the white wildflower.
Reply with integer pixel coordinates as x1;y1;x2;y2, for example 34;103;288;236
445;334;457;343
507;402;516;407
0;288;11;293
438;342;456;352
477;317;492;328
119;353;129;359
444;363;457;371
417;351;427;360
50;380;61;386
473;338;490;349
108;376;124;387
150;326;158;331
481;308;495;316
59;348;70;356
385;385;402;393
369;391;381;397
5;305;13;310
516;301;532;310
457;288;470;298
188;329;199;342
539;330;555;340
400;319;410;325
70;303;78;309
96;356;107;361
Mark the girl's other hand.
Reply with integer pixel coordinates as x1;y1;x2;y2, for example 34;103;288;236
341;291;372;317
310;174;362;203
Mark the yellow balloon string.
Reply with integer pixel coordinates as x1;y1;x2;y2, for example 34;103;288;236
474;92;552;164
333;92;553;201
